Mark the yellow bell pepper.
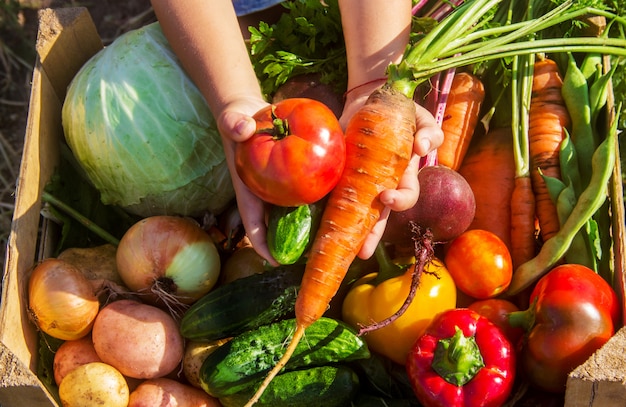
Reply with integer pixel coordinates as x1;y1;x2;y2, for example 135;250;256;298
341;244;456;365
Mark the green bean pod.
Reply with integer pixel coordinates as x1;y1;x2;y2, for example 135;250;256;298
588;62;619;285
564;223;596;271
540;173;568;225
507;119;617;295
561;53;594;188
559;131;582;198
546;177;596;270
589;64;617;133
555;182;576;227
593;199;614;284
579;52;602;83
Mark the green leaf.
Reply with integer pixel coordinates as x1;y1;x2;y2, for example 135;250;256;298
247;0;346;98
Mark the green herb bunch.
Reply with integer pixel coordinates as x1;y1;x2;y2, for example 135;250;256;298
248;0;347;99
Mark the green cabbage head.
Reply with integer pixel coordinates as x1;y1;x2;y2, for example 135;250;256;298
62;22;235;217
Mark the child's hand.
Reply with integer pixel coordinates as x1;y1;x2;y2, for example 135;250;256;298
341;86;443;260
216;98;280;266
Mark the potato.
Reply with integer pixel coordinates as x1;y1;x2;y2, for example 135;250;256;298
53;335;102;386
58;362;129;407
182;339;230;388
128;377;221;407
92;299;184;379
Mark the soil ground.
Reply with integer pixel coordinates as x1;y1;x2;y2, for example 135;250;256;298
0;0;156;271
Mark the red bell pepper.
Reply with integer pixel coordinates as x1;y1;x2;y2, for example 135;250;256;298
508;263;620;393
406;308;516;407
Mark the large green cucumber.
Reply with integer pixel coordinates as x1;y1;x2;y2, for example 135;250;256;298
199;317;370;397
267;200;324;265
218;365;360;407
179;265;304;341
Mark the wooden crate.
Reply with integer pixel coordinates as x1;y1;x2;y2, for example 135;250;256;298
0;8;103;406
0;7;624;407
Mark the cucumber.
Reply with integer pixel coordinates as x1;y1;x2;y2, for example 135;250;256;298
180;265;304;341
219;365;359;407
267;200;324;265
199;317;370;397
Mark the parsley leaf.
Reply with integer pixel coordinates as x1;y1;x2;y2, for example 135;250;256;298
248;0;347;98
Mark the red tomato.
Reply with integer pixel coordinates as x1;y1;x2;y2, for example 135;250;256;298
235;98;346;207
444;229;513;299
468;298;524;345
514;264;619;393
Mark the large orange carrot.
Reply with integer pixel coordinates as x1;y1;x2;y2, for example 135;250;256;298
458;127;516;250
510;176;537;268
245;84;416;406
438;72;485;171
509;54;538;269
528;58;571;242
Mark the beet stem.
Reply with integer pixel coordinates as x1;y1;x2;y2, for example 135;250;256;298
358;225;435;335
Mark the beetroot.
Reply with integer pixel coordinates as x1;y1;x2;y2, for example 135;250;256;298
384;165;476;245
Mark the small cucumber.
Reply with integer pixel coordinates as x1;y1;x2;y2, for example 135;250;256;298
179;265;304;341
199;317;370;397
218;365;360;407
267;200;324;265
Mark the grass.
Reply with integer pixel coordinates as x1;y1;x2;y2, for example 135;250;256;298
0;0;37;270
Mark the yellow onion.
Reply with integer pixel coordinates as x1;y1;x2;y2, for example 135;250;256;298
116;216;221;312
28;258;100;341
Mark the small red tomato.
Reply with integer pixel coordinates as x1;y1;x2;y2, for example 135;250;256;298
468;298;524;345
235;98;346;207
444;229;513;299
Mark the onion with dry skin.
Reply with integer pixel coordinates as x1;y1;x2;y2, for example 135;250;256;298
116;216;221;312
28;258;100;341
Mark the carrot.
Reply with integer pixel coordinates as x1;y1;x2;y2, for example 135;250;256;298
458;127;516;251
437;72;485;171
528;58;571;242
244;84;416;406
510;176;537;268
509;54;537;269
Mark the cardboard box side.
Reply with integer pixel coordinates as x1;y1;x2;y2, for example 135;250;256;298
0;59;62;407
565;326;626;406
0;7;103;407
35;7;103;101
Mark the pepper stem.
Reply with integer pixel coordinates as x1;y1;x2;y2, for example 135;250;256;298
431;327;485;386
372;243;408;285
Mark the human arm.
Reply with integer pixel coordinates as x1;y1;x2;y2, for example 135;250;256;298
150;0;277;264
338;0;444;258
